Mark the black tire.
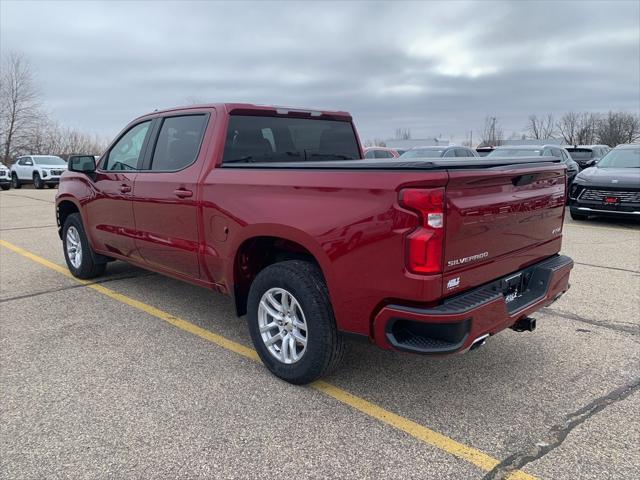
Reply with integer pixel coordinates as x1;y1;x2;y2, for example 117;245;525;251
62;213;107;279
570;210;588;221
247;260;344;385
11;173;21;189
0;185;9;191
33;173;44;189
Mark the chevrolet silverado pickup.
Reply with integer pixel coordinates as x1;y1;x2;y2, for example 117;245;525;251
56;103;573;384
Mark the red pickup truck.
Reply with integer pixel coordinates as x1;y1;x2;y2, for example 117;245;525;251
56;103;573;384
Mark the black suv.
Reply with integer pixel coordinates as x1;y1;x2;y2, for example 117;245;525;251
569;144;640;221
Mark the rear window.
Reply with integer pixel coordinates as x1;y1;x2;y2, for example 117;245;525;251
222;115;360;163
565;148;594;160
374;149;394;159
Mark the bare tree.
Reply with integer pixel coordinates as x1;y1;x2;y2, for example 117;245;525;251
394;128;411;140
575;112;599;145
526;114;556;139
596;111;640;146
479;116;503;146
0;52;42;165
556;112;580;145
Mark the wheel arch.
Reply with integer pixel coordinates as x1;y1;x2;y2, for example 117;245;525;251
230;228;334;317
56;198;82;239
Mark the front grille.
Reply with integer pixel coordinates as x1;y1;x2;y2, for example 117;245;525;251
579;189;640;203
0;171;6;177
51;170;63;176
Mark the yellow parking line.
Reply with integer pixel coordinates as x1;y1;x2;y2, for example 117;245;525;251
0;238;535;480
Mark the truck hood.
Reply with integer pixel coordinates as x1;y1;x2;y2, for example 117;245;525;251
575;167;640;189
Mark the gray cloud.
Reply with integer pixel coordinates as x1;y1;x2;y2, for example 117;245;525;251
1;0;638;143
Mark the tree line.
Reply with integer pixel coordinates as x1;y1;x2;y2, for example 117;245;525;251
479;110;640;147
1;53;107;166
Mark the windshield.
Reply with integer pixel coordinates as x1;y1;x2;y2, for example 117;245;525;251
597;147;640;168
222;115;360;163
399;149;445;158
566;149;594;160
487;149;543;157
33;156;67;166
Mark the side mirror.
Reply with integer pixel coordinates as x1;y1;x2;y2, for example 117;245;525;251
69;156;96;174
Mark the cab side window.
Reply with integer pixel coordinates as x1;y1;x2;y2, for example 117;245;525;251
103;121;151;171
149;115;207;171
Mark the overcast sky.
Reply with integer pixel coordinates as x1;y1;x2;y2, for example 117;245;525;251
1;0;639;143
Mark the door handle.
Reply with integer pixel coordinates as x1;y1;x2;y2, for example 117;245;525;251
173;188;193;198
119;184;132;193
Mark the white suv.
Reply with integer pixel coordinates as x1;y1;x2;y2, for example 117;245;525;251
0;164;11;190
11;155;68;189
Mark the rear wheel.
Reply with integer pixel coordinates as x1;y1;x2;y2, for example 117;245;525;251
62;213;106;279
33;173;44;189
11;173;21;189
570;210;588;221
247;260;344;384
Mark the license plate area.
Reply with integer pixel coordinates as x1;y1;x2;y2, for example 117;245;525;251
501;272;526;304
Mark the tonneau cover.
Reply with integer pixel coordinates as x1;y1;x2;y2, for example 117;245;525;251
221;156;563;170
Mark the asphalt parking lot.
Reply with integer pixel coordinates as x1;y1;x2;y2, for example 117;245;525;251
1;187;638;480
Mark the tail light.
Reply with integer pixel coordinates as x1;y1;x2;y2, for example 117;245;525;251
399;188;445;274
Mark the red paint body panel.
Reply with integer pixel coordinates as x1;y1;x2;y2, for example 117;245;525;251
56;103;573;352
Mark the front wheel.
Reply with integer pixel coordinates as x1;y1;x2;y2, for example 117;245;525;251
33;173;44;189
62;213;107;279
11;173;21;189
247;260;344;385
0;184;9;191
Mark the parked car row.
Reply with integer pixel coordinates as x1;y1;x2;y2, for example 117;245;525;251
361;143;639;221
486;145;580;188
0;155;99;190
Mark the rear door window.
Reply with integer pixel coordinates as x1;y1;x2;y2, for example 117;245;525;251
149;115;208;171
222;115;360;163
364;150;376;159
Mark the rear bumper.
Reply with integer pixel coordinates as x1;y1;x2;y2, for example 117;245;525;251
373;255;574;354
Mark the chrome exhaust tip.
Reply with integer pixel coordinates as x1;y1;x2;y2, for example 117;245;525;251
469;333;490;351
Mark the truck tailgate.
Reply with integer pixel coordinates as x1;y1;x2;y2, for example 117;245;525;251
442;164;566;295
